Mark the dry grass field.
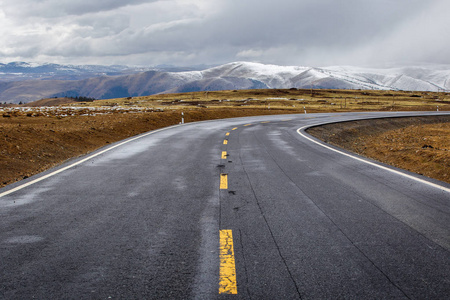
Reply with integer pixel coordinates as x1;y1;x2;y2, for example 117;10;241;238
1;88;449;187
78;88;450;112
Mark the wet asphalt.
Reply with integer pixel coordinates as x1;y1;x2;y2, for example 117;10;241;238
1;111;449;299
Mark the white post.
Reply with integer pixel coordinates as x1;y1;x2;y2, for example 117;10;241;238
304;106;306;114
181;112;184;124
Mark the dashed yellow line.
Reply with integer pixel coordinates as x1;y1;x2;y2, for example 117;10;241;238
226;132;230;136
232;127;238;130
219;230;237;294
223;140;228;145
244;124;252;126
220;174;228;189
221;151;227;159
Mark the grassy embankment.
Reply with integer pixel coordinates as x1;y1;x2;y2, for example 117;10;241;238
307;116;450;184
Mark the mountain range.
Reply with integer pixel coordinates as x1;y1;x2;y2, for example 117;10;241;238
1;61;449;104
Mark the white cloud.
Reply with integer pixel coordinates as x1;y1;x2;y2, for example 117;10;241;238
236;49;263;59
1;0;153;18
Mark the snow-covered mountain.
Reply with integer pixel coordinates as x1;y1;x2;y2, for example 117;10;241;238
1;62;449;104
0;62;205;81
183;62;450;92
0;62;143;81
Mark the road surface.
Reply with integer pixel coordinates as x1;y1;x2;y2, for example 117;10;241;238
1;112;449;299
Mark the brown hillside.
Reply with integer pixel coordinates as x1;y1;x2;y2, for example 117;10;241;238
23;97;78;107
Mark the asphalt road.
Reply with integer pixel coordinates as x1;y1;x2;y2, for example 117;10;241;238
1;112;449;299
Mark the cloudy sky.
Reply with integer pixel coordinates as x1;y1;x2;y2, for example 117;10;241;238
0;0;449;67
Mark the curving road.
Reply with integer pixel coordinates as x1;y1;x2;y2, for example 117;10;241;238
1;112;449;299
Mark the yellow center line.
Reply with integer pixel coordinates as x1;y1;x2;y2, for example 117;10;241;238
281;119;292;121
221;151;227;159
244;124;252;126
220;174;228;189
219;230;237;294
223;140;228;145
226;132;230;136
232;127;238;130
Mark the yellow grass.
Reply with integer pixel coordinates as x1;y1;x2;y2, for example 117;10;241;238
73;88;450;113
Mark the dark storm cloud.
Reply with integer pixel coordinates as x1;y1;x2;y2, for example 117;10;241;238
197;0;439;65
0;0;448;66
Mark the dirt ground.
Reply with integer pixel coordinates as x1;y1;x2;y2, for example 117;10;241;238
307;116;450;184
0;108;296;187
1;88;449;188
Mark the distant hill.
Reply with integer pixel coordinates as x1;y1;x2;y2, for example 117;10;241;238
22;97;94;107
1;62;449;104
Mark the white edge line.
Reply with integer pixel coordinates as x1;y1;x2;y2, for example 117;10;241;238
297;125;450;193
0;125;181;198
